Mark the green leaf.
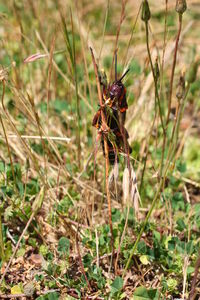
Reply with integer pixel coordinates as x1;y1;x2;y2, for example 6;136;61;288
176;218;186;231
0;161;5;172
137;241;147;254
176;160;186;173
112;208;121;223
52;99;70;113
0;4;9;14
166;278;177;292
36;292;60;300
132;286;159;300
140;255;150;265
130;59;141;75
194;204;200;214
32;186;45;213
58;237;70;255
110;276;123;293
11;283;23;294
153;230;161;242
187;266;195;274
47;292;60;300
16;247;26;258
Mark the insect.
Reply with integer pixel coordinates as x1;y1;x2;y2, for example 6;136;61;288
92;59;132;165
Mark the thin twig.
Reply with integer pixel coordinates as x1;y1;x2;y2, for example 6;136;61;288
0;294;27;298
47;33;56;133
0;135;71;141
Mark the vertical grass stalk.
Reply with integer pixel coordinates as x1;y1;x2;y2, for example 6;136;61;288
161;8;184;177
166;13;183;126
0;80;16;186
144;21;165;132
61;11;81;167
71;10;81;167
90;47;115;265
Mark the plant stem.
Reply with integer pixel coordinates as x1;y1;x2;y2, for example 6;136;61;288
47;33;56;134
123;12;185;274
123;179;163;274
99;0;110;61
166;13;183;126
103;138;115;256
110;0;126;81
90;47;115;264
123;3;142;69
0;210;5;260
71;10;81;168
0;80;16;186
159;0;168;101
144;21;165;133
160;13;183;176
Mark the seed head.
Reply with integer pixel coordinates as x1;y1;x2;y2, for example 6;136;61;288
141;0;151;22
176;74;185;101
187;58;199;84
176;0;187;14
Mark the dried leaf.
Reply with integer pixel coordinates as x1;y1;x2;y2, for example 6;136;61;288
29;254;44;266
140;255;150;265
32;186;45;213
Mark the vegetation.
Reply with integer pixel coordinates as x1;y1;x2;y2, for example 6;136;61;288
0;0;200;299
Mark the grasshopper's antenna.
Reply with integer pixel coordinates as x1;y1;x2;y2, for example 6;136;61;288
115;50;117;82
118;68;130;82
